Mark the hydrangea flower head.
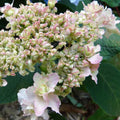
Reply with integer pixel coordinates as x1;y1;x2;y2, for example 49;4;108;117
0;0;120;118
18;72;61;120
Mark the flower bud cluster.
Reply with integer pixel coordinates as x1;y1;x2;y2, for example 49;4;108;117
0;2;57;81
56;43;102;93
81;1;120;37
0;1;119;97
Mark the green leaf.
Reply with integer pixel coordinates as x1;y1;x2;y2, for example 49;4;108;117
84;63;120;116
95;19;120;60
0;73;33;104
108;53;120;71
67;94;78;105
67;94;82;107
0;63;41;104
101;0;120;7
75;0;92;12
95;34;120;60
88;108;116;120
56;0;92;12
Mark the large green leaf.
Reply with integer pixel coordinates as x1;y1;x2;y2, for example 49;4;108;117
95;20;120;60
108;53;120;71
88;109;116;120
101;0;120;7
0;73;33;104
95;34;120;60
84;63;120;116
0;63;41;104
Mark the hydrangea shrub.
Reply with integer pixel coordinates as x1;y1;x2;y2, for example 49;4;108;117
0;0;120;119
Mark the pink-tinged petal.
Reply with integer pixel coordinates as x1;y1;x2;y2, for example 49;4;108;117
33;72;45;89
88;53;102;64
33;72;43;83
82;60;89;67
42;94;48;101
17;86;35;105
91;70;98;84
41;110;49;120
90;63;100;71
79;67;91;78
34;96;47;116
47;73;59;92
47;94;61;113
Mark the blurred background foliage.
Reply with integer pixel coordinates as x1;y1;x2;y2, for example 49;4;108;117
0;0;120;120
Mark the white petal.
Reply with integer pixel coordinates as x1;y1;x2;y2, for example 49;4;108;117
17;86;35;105
33;72;45;89
79;67;91;78
33;72;42;83
47;73;59;92
41;110;49;120
34;96;47;116
47;94;61;113
91;70;98;84
26;86;36;103
30;114;38;120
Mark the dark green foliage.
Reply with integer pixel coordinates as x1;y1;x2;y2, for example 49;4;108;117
56;0;92;13
101;0;120;7
84;63;120;116
95;23;120;60
0;73;33;104
0;63;41;104
95;34;120;60
88;108;116;120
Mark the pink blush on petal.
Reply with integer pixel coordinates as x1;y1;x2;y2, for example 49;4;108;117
88;53;102;64
34;97;47;117
47;94;61;114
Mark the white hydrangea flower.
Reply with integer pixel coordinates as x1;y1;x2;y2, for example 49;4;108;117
18;72;61;120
